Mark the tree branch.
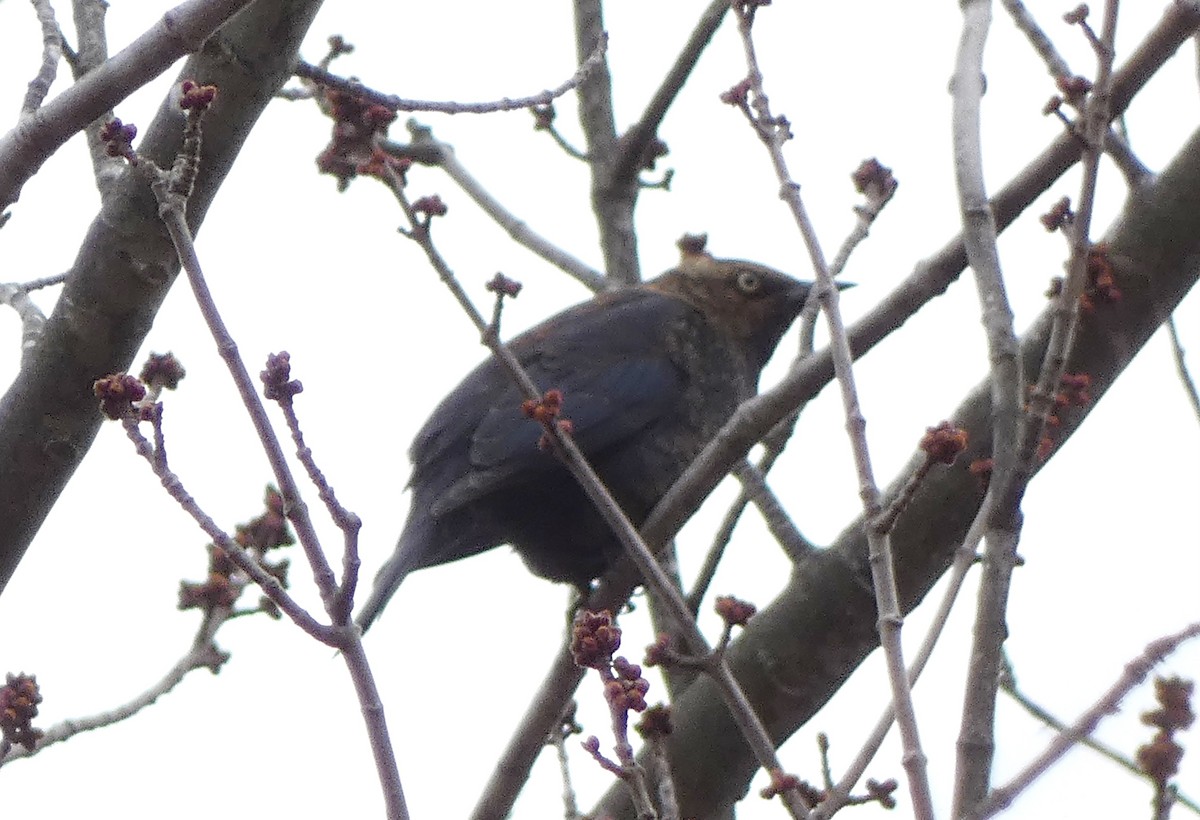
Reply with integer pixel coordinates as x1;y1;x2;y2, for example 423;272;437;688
0;0;324;596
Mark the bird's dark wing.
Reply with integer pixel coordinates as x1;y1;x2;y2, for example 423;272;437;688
410;288;692;516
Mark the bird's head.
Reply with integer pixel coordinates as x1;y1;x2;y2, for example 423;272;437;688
650;251;832;374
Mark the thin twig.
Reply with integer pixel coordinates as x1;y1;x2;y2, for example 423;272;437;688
999;651;1200;817
1001;0;1072;77
143;108;407;817
816;500;989;817
151;174;340;611
970;622;1200;819
274;397;363;625
609;0;730;185
475;10;1200;812
70;0;124;199
22;0;63;114
384;163;808;819
0;607;230;765
573;0;638;284
120;417;326;639
0;282;48;366
292;33;607;115
0;0;257;210
398;123;606;292
1166;316;1200;423
1001;0;1152;188
731;5;934;817
949;1;1026;813
730;459;813;563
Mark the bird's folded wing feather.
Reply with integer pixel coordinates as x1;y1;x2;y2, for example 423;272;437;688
410;290;691;515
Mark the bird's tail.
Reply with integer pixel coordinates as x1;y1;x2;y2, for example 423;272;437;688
355;517;429;634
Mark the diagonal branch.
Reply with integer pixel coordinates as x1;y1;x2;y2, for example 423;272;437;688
471;13;1200;801
609;0;730;185
0;0;326;597
594;121;1200;818
0;0;257;212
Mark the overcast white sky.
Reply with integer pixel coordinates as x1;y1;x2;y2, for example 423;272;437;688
0;3;1197;818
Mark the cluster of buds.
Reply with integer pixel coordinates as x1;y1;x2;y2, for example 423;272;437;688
715;595;757;628
235;486;295;553
571;611;650;714
1040;196;1074;233
570;609;622;669
605;657;650;714
99;118;138;165
1030;372;1093;460
633;703;672;741
411;195;448;219
521;388;564;426
178;545;240;611
851;158;898;204
93;373;147;421
261;351;304;403
1082;244;1121;309
179;80;217;113
521;389;574;450
179;487;293;615
920;421;969;467
485;272;523;299
719;77;754;107
315;89;407;190
0;673;43;752
1137;676;1195;790
139;352;186;392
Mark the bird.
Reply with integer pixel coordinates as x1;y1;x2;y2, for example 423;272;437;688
356;250;823;632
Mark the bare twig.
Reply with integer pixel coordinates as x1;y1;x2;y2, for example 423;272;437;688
1001;0;1152;188
384;164;808;819
687;164;898;616
730;5;933;816
573;0;637;284
1001;0;1073;77
0;0;256;211
651;0;1200;600
954;4;1120;815
120;416;326;639
0;283;47;366
0;607;230;765
816;501;989;818
398;122;607;292
970;622;1200;819
533;107;591;161
730;459;813;564
1166;316;1200;423
999;651;1200;817
144;95;408;820
292;33;607;115
273;391;364;625
478;10;1200;813
949;1;1026;813
609;0;730;185
22;0;63;114
69;0;126;199
154;179;341;611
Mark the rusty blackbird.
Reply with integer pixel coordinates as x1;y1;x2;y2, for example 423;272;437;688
357;252;816;631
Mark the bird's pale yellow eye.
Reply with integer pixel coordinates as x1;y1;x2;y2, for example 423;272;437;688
736;270;762;294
